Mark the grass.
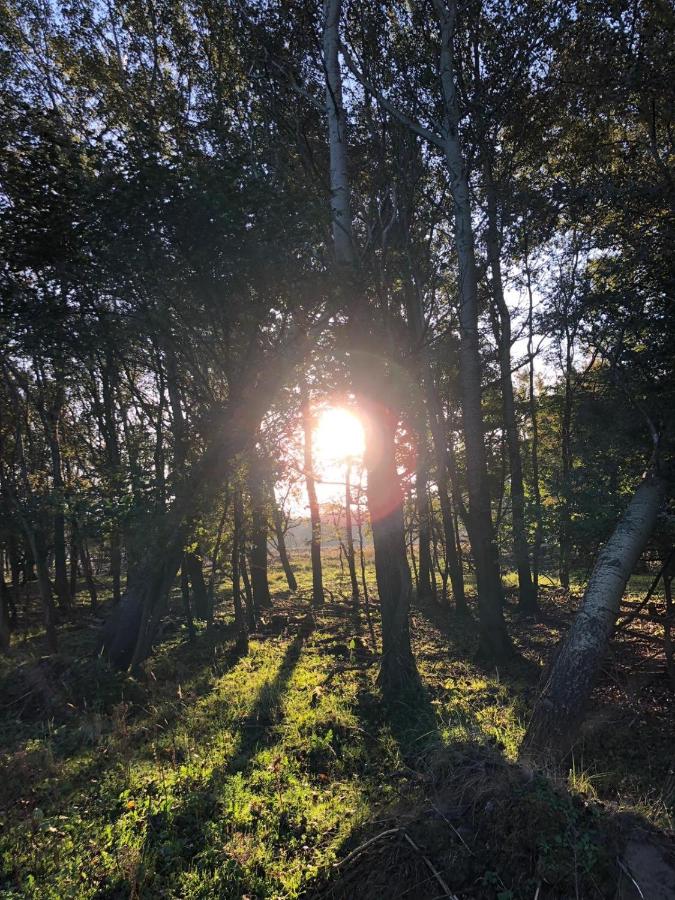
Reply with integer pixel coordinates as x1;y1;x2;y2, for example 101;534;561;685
0;556;673;898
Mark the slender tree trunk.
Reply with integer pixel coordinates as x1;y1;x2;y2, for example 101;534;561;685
485;178;537;613
559;369;573;590
241;551;255;632
431;405;467;612
522;467;666;761
432;0;512;660
416;454;435;601
98;355;123;604
248;460;272;610
344;462;360;604
35;372;71;612
323;0;415;689
180;558;196;640
110;529;122;604
664;567;674;690
8;535;21;590
207;491;230;627
185;548;209;621
356;477;377;651
69;520;78;600
0;552;11;653
402;271;466;611
271;499;298;592
231;489;249;651
52;511;70;609
302;391;324;606
78;538;98;613
32;529;58;653
153;356;167;510
408;505;418;591
524;249;543;592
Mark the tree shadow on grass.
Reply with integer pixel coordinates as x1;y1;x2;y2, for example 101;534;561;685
307;676;675;900
93;630;310;899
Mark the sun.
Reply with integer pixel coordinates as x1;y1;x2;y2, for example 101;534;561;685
314;407;365;466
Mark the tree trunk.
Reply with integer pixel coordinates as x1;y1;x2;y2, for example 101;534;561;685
69;520;79;600
38;382;70;611
430;402;467;612
302;391;324;606
271;498;297;593
31;528;58;654
402;268;466;612
110;529;122;604
522;467;666;761
664;566;674;690
323;0;415;689
231;489;249;650
248;461;272;610
525;248;543;593
78;538;98;613
344;462;360;604
0;553;11;654
180;557;196;640
485;177;537;613
432;0;512;660
241;551;255;632
363;400;417;690
207;491;230;627
185;548;209;621
416;454;435;601
7;535;21;590
559;369;573;590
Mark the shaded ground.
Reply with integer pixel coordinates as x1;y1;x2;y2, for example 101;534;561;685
0;561;673;898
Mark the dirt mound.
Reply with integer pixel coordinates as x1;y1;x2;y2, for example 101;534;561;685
305;745;674;899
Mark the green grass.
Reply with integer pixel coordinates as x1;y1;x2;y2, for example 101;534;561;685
0;558;672;898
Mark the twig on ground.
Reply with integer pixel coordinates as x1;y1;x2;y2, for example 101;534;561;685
333;827;401;868
402;830;459;900
617;856;645;899
430;802;473;855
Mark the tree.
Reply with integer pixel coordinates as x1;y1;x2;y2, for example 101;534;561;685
301;389;325;606
322;0;417;690
522;463;667;761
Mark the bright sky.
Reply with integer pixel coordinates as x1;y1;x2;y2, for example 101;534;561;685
312;407;365;507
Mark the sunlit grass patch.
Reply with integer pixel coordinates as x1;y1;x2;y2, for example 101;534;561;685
2;563;673;898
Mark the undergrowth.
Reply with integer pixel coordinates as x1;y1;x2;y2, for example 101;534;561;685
0;560;673;898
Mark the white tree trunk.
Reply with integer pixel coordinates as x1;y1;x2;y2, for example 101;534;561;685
522;466;667;760
323;0;354;268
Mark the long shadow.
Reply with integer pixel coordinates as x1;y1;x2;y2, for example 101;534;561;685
0;622;253;826
310;645;675;900
415;597;542;692
94;630;310;898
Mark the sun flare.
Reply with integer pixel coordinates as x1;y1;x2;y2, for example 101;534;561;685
313;407;365;466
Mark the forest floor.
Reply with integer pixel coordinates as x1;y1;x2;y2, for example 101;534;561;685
1;558;674;899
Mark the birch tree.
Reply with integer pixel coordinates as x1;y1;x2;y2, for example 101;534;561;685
323;0;417;690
